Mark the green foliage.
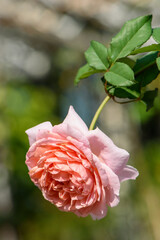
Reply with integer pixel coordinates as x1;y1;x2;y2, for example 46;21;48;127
74;14;160;111
156;57;160;70
131;44;160;55
152;28;160;43
74;64;101;85
107;84;140;99
135;64;159;87
142;88;158;111
107;15;152;62
133;52;159;75
117;57;136;69
85;40;109;70
104;62;135;87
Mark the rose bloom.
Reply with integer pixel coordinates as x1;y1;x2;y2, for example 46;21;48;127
25;106;138;220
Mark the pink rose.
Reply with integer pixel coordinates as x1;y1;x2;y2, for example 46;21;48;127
25;106;138;220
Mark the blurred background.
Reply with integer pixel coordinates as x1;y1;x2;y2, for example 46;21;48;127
0;0;160;239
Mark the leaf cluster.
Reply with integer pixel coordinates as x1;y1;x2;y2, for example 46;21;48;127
74;15;160;111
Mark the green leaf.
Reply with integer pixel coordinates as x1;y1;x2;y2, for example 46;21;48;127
130;44;160;55
117;57;136;69
135;63;159;87
156;57;160;70
108;15;152;62
74;64;101;85
134;51;159;75
104;62;135;87
85;41;109;70
142;88;158;111
108;84;140;99
152;28;160;43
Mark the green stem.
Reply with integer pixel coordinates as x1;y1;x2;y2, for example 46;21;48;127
89;95;110;130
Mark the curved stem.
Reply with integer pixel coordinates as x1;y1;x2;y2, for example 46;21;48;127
89;95;110;130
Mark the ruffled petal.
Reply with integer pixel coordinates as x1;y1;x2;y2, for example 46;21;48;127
87;127;129;174
26;122;52;146
67;134;93;162
118;165;139;182
64;106;88;133
90;188;108;220
54;106;88;136
105;187;120;207
102;164;120;196
53;123;93;163
92;154;120;196
92;154;109;187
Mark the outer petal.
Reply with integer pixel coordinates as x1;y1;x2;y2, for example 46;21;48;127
92;154;109;187
73;188;108;220
90;188;108;220
55;106;88;135
102;164;120;196
105;187;120;207
87;127;129;174
118;165;139;182
26;122;52;146
92;153;120;198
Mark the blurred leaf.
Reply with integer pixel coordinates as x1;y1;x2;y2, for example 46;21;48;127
108;84;140;99
156;57;160;70
104;62;135;87
74;64;101;85
135;64;159;87
85;41;109;70
108;15;152;62
142;88;158;111
152;28;160;43
130;44;160;55
144;142;160;184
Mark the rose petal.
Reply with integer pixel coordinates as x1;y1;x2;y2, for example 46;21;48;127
102;164;120;196
67;135;93;163
105;187;120;207
92;154;109;187
26;122;52;146
52;122;93;162
118;165;139;182
52;106;88;138
87;127;129;174
63;106;88;134
90;188;108;220
67;162;90;181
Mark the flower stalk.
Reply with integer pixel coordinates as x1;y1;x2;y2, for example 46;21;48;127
89;95;110;130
